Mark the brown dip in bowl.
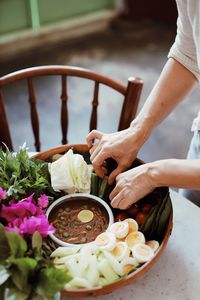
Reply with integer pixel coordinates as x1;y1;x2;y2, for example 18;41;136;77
46;193;114;246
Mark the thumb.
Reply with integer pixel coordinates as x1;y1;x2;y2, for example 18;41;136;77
108;165;124;185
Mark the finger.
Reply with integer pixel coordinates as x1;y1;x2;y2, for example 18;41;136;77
108;165;125;185
102;166;108;175
86;130;103;148
109;184;121;201
118;198;133;210
110;192;124;209
89;143;98;156
91;149;110;170
90;144;102;162
92;153;109;178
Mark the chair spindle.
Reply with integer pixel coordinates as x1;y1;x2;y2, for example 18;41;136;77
27;78;40;151
90;81;99;131
0;89;13;150
118;77;143;131
60;75;68;144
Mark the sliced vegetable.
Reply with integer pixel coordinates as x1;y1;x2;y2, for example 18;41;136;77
102;251;123;276
98;258;119;282
98;176;109;199
85;255;99;286
65;277;92;289
65;257;82;277
50;246;80;258
77;210;94;223
51;218;161;290
90;172;99;196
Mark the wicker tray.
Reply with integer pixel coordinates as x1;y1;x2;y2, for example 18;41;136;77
34;144;173;298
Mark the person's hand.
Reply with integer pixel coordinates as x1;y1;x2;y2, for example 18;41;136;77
109;163;157;209
86;127;142;184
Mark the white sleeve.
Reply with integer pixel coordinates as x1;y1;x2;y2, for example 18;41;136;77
168;0;200;81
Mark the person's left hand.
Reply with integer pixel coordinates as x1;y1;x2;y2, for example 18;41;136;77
109;163;157;209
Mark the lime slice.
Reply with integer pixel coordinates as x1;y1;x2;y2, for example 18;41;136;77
78;209;94;223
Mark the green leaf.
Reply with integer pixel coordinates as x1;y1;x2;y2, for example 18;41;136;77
0;266;10;285
0;225;10;264
35;268;72;299
156;194;172;241
9;257;37;292
0;147;56;200
4;287;29;300
32;231;42;251
140;191;172;242
5;230;27;258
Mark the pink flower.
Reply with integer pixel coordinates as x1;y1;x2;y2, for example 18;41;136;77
1;193;54;237
0;187;6;201
16;215;55;237
38;194;49;209
1;199;37;222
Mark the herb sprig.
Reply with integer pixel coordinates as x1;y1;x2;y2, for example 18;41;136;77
0;225;71;300
0;147;58;201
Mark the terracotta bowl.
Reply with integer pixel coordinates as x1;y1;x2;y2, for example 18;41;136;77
34;144;173;298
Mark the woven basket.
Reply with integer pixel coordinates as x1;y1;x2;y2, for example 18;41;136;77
34;144;173;298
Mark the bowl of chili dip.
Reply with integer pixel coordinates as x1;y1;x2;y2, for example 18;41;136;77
46;193;114;247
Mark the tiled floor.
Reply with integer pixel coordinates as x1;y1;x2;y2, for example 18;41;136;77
1;21;200;163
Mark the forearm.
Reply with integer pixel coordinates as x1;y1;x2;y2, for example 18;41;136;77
150;159;200;190
130;58;197;144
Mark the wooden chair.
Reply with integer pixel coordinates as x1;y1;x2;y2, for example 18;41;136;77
0;65;143;151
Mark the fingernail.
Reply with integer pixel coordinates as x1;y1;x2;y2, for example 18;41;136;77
111;202;117;208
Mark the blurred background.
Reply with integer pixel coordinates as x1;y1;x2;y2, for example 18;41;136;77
0;0;199;163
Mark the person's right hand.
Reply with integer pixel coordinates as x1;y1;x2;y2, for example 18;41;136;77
86;127;143;184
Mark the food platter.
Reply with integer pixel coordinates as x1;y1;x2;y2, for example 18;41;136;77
34;143;173;298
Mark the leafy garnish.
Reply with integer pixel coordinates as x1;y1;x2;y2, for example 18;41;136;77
35;268;69;300
0;148;59;200
0;225;72;300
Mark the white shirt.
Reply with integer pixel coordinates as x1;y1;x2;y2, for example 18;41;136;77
168;0;200;81
168;0;200;130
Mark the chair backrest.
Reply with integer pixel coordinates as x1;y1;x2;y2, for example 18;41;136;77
0;65;143;151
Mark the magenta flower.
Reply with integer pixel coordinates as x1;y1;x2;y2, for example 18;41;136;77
38;194;49;209
12;215;55;237
1;198;37;222
0;193;54;237
0;187;6;201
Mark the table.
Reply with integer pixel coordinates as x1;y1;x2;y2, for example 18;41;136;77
63;190;200;300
